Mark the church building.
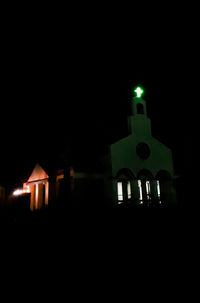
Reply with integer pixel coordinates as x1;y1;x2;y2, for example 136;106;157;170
104;87;176;206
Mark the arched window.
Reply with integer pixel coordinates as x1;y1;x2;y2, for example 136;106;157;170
116;169;134;204
137;169;154;205
155;170;172;204
137;103;144;114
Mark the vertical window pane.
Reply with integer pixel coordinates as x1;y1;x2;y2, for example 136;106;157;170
117;182;123;201
146;180;151;200
156;180;161;198
138;180;143;202
127;181;131;199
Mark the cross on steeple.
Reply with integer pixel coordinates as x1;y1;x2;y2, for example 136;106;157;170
134;86;144;98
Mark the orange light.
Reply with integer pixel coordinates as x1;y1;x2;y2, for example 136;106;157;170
13;185;30;196
70;167;74;177
24;184;30;193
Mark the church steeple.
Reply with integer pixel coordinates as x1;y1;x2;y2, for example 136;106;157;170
128;86;151;137
131;86;148;117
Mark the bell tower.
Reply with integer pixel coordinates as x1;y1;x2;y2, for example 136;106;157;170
128;86;152;137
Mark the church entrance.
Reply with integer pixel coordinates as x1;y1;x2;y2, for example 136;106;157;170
117;180;132;204
116;169;134;204
137;170;154;206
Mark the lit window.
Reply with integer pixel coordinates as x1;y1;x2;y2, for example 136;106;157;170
127;181;131;199
117;181;123;202
146;180;151;200
138;180;143;203
156;180;161;201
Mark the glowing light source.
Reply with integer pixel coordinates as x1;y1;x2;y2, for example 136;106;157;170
146;180;151;200
13;189;23;196
134;86;144;98
13;185;30;196
127;181;131;199
156;180;161;203
138;180;143;203
156;180;160;198
117;181;123;202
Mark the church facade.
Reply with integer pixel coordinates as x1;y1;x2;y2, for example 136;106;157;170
104;87;176;206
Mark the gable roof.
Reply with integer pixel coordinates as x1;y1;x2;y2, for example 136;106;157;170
27;163;49;182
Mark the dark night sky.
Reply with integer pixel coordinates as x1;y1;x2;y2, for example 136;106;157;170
0;6;195;190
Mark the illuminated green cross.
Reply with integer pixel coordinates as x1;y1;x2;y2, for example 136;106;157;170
134;87;144;98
